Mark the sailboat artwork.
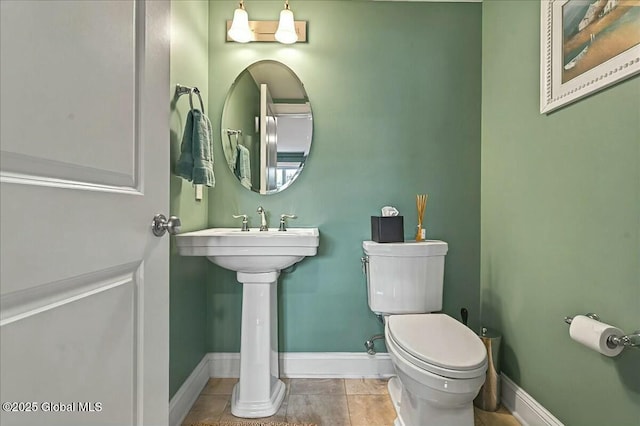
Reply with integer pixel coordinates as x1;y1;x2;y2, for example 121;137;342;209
561;0;640;83
564;33;595;70
540;0;639;113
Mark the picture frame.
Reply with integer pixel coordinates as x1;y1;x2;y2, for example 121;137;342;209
540;0;640;114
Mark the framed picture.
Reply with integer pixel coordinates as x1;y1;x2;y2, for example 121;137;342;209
540;0;640;114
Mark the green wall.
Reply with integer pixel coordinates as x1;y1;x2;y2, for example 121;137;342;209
205;1;482;352
169;0;210;399
481;1;640;425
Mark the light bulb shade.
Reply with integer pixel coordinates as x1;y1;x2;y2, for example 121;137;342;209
228;7;252;43
275;9;297;44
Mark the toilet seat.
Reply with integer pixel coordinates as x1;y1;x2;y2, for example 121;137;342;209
387;314;487;380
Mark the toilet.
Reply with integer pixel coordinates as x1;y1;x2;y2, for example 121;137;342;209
363;240;487;426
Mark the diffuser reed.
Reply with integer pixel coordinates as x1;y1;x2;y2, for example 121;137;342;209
415;194;428;241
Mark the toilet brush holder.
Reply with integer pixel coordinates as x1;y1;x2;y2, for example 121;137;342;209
474;327;502;411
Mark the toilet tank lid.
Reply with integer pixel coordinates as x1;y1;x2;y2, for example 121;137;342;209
363;240;448;257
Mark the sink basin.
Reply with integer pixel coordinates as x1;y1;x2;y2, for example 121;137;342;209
176;227;319;272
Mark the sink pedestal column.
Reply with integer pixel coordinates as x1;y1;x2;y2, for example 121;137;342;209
231;271;286;418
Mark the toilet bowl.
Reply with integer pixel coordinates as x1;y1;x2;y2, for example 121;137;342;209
385;314;487;426
362;240;487;426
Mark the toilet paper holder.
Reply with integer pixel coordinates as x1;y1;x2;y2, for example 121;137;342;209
564;313;640;350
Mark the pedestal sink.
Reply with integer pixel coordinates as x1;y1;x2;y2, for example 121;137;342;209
176;227;319;418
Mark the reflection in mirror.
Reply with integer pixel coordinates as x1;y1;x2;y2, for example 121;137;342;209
221;60;313;194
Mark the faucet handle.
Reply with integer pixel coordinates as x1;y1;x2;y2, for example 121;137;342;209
279;214;297;231
232;214;249;231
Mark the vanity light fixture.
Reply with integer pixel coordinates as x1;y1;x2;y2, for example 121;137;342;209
227;1;252;43
226;0;306;44
275;1;298;44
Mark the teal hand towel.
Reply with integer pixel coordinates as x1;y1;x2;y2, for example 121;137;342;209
235;144;251;189
176;109;215;187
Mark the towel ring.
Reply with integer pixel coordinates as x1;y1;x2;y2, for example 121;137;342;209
175;84;205;114
189;88;205;114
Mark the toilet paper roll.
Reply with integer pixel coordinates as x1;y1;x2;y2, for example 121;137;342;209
569;315;624;357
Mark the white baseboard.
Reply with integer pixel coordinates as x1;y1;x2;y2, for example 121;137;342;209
209;352;396;379
169;351;395;426
168;356;210;426
501;374;563;426
280;352;395;378
206;352;240;378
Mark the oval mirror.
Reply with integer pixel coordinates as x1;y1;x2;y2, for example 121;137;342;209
221;60;313;194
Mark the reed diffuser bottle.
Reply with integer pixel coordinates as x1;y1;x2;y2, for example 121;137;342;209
415;194;428;241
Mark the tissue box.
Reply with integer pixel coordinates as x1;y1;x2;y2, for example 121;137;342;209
371;216;404;243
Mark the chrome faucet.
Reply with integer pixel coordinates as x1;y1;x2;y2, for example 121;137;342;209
257;206;268;231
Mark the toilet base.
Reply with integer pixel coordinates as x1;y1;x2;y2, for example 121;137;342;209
388;377;403;426
388;376;475;426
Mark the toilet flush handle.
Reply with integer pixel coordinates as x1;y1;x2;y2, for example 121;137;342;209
361;256;369;275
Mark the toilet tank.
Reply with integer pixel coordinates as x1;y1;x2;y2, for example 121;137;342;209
363;240;448;315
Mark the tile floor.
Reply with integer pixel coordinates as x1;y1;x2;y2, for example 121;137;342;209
182;378;521;426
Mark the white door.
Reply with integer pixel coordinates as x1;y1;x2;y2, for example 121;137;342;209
0;1;169;425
